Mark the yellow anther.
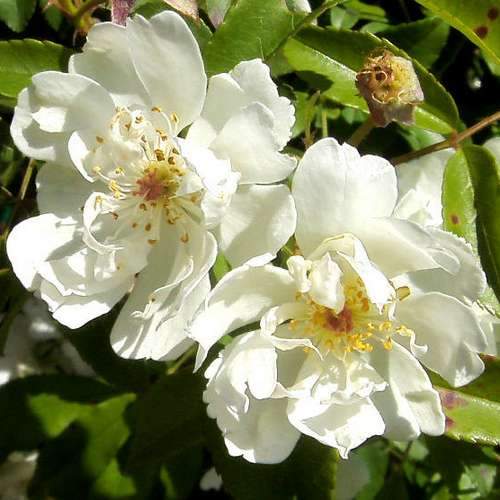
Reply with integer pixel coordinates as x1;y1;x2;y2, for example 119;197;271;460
396;286;411;301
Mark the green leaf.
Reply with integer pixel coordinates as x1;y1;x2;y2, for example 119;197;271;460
415;0;500;65
127;372;206;469
438;386;500;447
210;252;231;284
29;393;139;500
0;375;117;453
442;149;478;246
283;27;460;134
465;145;500;305
377;17;450;68
202;0;232;27
159;446;203;499
0;39;72;101
0;0;36;32
344;0;387;23
203;0;303;76
442;146;500;314
425;436;498;498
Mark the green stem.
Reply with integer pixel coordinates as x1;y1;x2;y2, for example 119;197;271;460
2;159;36;238
73;0;105;29
347;116;374;147
321;108;329;138
167;346;196;375
266;0;346;62
304;91;321;148
391;109;500;165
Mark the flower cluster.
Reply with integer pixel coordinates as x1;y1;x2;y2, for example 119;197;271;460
6;10;494;466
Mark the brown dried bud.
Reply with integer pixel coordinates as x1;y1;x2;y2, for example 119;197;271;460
356;50;424;128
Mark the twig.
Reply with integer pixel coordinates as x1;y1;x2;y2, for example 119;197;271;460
347;116;374;147
167;346;196;375
391;110;500;165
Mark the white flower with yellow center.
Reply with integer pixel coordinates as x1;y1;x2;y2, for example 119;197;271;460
189;138;487;463
7;11;297;360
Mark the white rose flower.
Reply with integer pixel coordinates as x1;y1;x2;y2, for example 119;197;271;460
393;139;500;355
7;11;297;360
189;138;487;463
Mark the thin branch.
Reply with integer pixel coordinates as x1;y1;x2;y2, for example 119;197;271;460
391;110;500;165
167;346;196;375
347;116;374;147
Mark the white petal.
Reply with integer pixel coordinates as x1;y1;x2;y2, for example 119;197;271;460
69;22;150;108
204;334;299;463
368;341;445;440
215;184;297;267
126;11;206;131
29;72;115;133
152;275;210;361
396;292;487;387
287;255;311;293
111;220;215;360
337;237;394;310
7;214;78;290
190;265;296;370
229;60;295;148
293;138;397;255
36;163;93;219
394;149;453;227
10;88;72;166
188;59;294;149
210;102;296;184
394;229;486;304
209;393;299;464
40;279;132;329
308;253;345;311
287;396;385;458
177;138;239;228
356;218;455;278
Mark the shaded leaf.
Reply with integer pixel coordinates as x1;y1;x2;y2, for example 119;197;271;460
377;17;450;68
0;0;36;32
127;372;205;469
29;394;138;500
0;375;117;454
